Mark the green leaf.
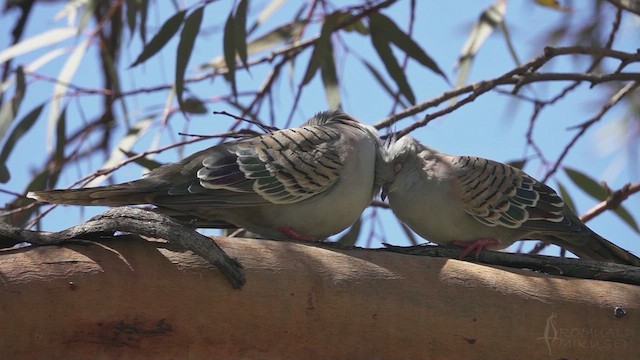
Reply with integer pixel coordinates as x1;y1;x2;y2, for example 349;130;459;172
202;21;308;70
234;0;250;69
0;27;77;64
613;206;640;234
370;28;415;104
2;169;50;227
48;38;89;149
248;0;287;35
0;103;44;183
84;116;153;187
130;10;186;67
361;59;408;106
336;217;362;247
555;181;577;213
139;0;149;44
182;97;208;114
119;149;164;171
301;46;322;85
126;0;138;37
223;11;237;95
15;63;25;102
176;7;204;110
78;0;98;34
303;14;337;86
564;167;639;233
320;49;340;108
333;10;369;35
455;0;507;87
370;13;448;82
54;107;67;165
499;20;521;67
250;20;307;54
102;48;130;128
317;16;340;108
0;66;26;140
564;167;608;201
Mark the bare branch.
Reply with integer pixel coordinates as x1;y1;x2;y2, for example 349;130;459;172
543;81;639;181
581;182;640;223
375;46;640;134
0;207;245;288
606;0;640;16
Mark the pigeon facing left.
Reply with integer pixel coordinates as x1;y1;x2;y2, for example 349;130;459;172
379;135;640;266
28;110;384;241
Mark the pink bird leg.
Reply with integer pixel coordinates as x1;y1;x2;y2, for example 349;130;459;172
452;238;500;259
278;226;316;242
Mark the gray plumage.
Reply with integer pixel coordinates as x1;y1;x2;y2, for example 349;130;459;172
29;110;384;241
379;135;640;266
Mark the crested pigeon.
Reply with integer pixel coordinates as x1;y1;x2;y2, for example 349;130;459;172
29;110;384;241
379;135;640;266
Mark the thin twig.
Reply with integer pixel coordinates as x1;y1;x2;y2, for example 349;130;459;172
581;182;640;223
543;81;639;181
374;46;640;133
213;110;279;133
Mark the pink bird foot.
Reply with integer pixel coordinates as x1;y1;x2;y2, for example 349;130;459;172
452;238;500;259
278;226;316;242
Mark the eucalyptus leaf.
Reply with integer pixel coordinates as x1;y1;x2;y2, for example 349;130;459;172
0;103;44;183
48;38;89;149
0;67;25;140
370;13;448;81
130;10;186;68
302;14;338;85
119;149;164;171
176;7;204;110
455;0;507;87
223;12;237;95
564;167;608;201
0;27;77;64
235;0;250;69
370;30;415;104
555;181;577;213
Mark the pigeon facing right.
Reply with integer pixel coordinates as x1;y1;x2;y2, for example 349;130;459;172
379;135;640;266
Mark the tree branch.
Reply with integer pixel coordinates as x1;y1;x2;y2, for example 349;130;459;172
3;235;639;359
606;0;640;16
374;46;640;135
380;243;640;286
580;182;640;223
0;207;245;288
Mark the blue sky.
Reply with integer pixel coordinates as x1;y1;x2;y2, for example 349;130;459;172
1;0;638;257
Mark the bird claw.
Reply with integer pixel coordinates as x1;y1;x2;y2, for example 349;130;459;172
452;238;499;259
278;226;316;242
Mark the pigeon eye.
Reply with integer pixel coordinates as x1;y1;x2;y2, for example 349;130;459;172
394;162;403;174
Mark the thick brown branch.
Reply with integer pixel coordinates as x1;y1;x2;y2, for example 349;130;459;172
2;235;639;358
0;207;245;288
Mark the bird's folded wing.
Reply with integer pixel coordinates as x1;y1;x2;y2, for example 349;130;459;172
159;124;346;207
453;156;566;229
